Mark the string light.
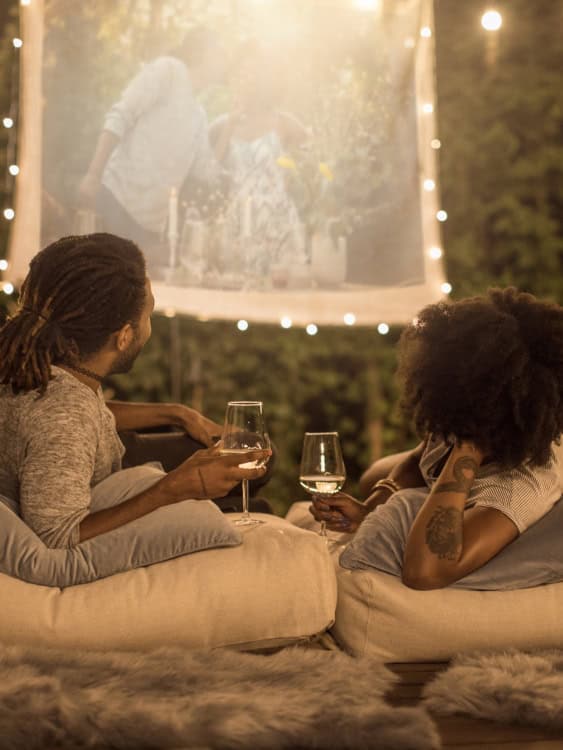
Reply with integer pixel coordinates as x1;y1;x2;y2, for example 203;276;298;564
420;26;432;38
8;165;19;176
237;319;249;331
431;138;441;149
343;312;356;326
428;246;443;260
436;210;448;222
281;316;292;329
3;208;15;220
423;178;436;191
20;0;31;5
2;282;14;295
422;103;434;114
3;117;14;128
377;323;389;335
306;324;318;336
441;282;453;294
12;38;23;48
0;260;8;271
481;10;502;31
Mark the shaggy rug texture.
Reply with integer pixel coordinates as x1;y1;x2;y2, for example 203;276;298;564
423;649;563;729
0;644;440;750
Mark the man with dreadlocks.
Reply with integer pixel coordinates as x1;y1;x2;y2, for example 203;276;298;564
0;233;269;549
310;288;563;589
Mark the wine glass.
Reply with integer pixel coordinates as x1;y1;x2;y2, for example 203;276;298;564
299;432;346;538
221;401;271;526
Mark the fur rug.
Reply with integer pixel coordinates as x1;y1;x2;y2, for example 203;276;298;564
0;644;440;750
423;649;563;729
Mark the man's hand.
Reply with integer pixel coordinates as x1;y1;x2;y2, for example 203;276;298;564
309;492;369;533
163;446;271;501
173;405;223;448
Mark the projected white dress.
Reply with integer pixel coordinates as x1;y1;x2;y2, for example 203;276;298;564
220;131;304;285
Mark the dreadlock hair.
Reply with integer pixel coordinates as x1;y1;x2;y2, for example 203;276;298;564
398;287;563;469
0;233;146;395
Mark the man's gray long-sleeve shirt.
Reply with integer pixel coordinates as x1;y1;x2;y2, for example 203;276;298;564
0;366;124;548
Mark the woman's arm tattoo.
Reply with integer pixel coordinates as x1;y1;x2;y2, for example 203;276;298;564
425;506;463;560
433;455;478;494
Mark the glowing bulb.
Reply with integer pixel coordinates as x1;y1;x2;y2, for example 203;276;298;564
3;118;14;129
0;259;8;271
2;282;14;295
431;139;442;149
306;323;318;336
343;312;356;326
377;323;389;335
281;316;292;329
8;165;19;176
481;10;502;31
404;37;415;49
436;210;448;222
441;282;453;294
237;319;249;331
422;103;434;114
3;208;15;220
423;178;436;191
20;0;31;5
163;308;176;318
428;246;443;260
420;26;432;38
12;38;23;48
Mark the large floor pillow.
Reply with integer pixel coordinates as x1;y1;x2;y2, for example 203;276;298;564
285;501;563;662
0;513;337;652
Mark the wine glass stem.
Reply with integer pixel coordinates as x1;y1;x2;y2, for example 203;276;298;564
319;520;327;537
242;479;250;518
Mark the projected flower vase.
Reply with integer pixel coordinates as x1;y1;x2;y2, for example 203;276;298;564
311;222;347;288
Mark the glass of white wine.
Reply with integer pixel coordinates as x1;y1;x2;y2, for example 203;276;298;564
220;401;271;526
299;432;346;538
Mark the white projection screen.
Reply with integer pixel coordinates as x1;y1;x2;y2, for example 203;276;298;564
10;0;446;325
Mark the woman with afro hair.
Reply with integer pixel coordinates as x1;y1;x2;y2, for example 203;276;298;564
310;287;563;589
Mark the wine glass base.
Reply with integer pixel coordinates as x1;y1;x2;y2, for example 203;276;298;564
233;516;265;526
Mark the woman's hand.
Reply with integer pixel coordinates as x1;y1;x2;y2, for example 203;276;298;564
309;492;369;533
172;405;223;448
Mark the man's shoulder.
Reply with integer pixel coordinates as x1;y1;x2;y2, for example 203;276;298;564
12;371;100;428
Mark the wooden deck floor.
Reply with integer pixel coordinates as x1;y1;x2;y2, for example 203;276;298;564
386;662;563;749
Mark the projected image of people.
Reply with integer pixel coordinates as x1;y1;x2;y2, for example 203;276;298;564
42;0;426;293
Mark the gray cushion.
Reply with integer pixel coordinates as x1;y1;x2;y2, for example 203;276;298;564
339;488;563;590
0;496;242;588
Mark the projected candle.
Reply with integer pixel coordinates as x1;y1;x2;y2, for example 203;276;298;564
242;196;253;238
168;188;178;268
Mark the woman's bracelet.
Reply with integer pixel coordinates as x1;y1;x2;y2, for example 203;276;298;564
372;477;402;495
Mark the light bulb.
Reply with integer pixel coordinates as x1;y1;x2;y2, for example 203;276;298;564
0;259;8;271
281;316;292;329
13;38;23;48
481;10;502;31
422;103;434;114
436;210;448;222
2;282;14;295
3;208;15;220
428;246;443;260
420;26;432;38
343;312;356;326
441;282;453;294
377;323;389;335
237;319;249;331
423;178;436;191
431;139;442;149
8;165;19;176
3;118;14;129
306;324;318;336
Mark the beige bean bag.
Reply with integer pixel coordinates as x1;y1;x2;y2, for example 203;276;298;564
285;501;563;662
0;513;337;652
